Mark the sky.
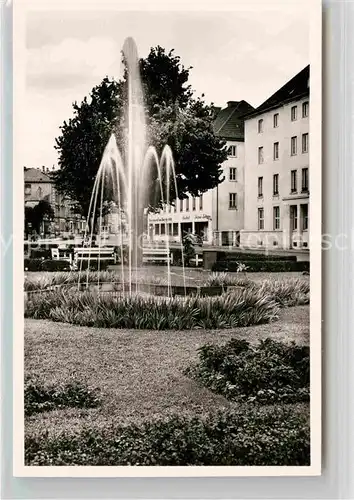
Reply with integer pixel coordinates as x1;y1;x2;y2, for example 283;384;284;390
24;8;309;169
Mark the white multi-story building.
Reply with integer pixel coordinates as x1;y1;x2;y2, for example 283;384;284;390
148;100;254;245
240;65;310;250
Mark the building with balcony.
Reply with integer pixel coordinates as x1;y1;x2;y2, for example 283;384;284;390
240;65;310;250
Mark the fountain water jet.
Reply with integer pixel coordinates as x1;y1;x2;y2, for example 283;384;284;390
79;37;186;296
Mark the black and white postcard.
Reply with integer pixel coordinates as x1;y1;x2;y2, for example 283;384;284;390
13;0;322;476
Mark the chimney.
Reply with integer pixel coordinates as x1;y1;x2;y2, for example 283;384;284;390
42;166;45;173
227;101;239;108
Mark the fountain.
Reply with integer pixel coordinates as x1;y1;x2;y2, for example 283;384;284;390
79;37;186;296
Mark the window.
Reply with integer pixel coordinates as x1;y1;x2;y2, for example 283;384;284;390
302;101;309;118
168;223;173;236
258;176;263;197
192;197;196;211
229;167;237;181
291;170;297;193
229;193;237;210
155;224;160;235
180;199;183;212
273;206;280;230
185;197;189;211
290;205;298;230
273;113;279;128
25;184;31;195
291;105;297;121
258;208;264;230
37;187;42;199
273;142;279;160
199;195;203;211
291;136;297;156
227;145;237;157
174;201;177;212
302;133;309;153
258;119;264;133
301;204;309;230
161;224;166;235
258;146;264;164
173;223;179;236
273;174;279;195
302;167;309;192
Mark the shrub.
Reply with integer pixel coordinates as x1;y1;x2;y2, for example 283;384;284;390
25;378;101;416
187;338;310;404
24;243;58;258
182;233;196;266
41;260;72;272
24;258;44;272
25;406;309;466
24;248;52;259
217;252;298;262
24;288;280;330
212;260;309;273
76;260;111;271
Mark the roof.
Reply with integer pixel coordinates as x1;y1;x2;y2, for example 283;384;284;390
213;100;255;141
24;168;53;183
245;65;310;119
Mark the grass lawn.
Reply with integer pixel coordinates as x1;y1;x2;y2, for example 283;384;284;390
25;305;309;437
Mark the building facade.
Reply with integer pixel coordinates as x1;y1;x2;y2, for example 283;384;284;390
24;167;84;236
148;100;254;245
240;66;310;250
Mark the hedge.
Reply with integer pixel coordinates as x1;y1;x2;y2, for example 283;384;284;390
24;259;71;272
217;251;298;262
24;259;111;272
212;260;309;273
25;406;310;466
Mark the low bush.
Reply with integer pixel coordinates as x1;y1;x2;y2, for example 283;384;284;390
187;338;309;404
217;252;298;262
24;259;71;272
24;259;111;273
24;258;45;272
24;248;52;259
25;288;279;330
25;378;101;416
25;406;309;466
212;260;309;273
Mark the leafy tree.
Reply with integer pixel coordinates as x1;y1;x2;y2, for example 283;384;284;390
25;200;54;235
54;46;227;216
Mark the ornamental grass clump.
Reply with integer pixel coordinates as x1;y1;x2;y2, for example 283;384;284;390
24;288;279;330
24;271;171;292
253;279;309;307
187;338;310;404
